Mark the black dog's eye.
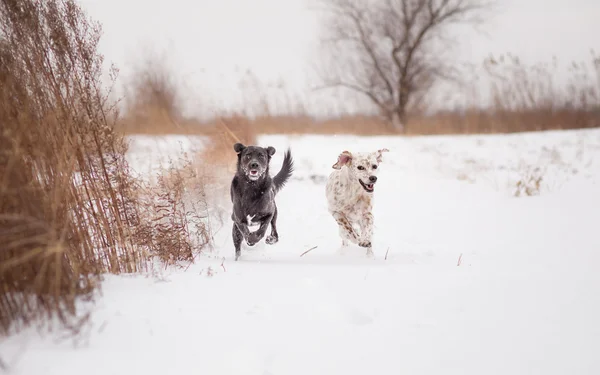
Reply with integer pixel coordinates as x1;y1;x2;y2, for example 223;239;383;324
357;166;365;170
258;154;265;159
372;165;378;169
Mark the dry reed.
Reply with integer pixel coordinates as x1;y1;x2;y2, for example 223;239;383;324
0;0;210;338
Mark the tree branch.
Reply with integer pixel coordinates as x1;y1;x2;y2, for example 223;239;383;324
313;81;387;111
346;9;395;100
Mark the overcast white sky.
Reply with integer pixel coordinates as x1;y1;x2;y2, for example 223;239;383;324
78;0;600;117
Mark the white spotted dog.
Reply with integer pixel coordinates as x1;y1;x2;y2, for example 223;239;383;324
325;148;389;256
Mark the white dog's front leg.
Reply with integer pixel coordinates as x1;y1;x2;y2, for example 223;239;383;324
338;226;350;247
332;211;359;245
358;212;374;254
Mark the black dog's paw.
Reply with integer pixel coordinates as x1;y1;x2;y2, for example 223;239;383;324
265;235;278;245
358;241;372;248
235;249;241;261
246;232;260;246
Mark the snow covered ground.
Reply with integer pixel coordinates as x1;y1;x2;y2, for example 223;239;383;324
3;129;600;374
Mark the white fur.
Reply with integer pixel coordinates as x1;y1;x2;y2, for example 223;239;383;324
246;214;260;232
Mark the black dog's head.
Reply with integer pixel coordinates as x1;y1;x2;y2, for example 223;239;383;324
234;143;276;181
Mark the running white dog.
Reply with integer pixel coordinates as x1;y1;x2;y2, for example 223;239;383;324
325;148;389;255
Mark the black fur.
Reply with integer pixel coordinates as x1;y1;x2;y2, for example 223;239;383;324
230;142;294;260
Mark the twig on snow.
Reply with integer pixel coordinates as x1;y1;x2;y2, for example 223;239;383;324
300;246;318;257
457;253;463;266
184;252;201;272
221;257;227;272
384;247;390;260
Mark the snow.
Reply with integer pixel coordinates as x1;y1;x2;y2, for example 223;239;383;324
3;129;600;374
124;134;208;180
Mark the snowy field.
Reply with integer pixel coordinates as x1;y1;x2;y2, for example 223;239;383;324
3;129;600;374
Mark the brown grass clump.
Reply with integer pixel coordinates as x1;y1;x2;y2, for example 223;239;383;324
514;167;544;197
0;0;210;338
135;154;213;266
115;48;220;136
119;49;185;134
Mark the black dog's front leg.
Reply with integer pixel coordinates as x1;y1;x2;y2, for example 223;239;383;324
265;205;278;245
232;218;253;260
232;223;243;261
246;213;274;246
234;220;251;239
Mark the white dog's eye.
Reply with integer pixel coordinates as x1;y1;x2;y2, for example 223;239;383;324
357;165;365;170
372;165;378;169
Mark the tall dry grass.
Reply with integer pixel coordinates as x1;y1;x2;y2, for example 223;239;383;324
120;52;600;137
0;0;210;338
410;52;600;135
119;49;188;134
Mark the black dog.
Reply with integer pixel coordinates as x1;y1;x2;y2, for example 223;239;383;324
230;142;294;261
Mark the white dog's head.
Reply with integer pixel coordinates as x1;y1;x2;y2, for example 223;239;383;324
332;148;389;193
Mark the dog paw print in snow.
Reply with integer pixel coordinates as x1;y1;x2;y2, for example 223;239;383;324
296;277;375;326
199;266;224;277
219;347;265;375
246;305;262;316
346;307;375;326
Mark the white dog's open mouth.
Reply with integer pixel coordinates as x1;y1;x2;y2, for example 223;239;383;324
359;180;375;192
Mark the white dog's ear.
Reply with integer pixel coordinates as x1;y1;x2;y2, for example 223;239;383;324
332;150;353;169
376;148;389;163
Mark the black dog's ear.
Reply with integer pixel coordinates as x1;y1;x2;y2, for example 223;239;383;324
234;143;246;154
266;146;276;157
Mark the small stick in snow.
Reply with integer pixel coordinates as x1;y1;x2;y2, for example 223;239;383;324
184;249;204;272
221;257;227;272
457;253;463;266
98;320;109;333
384;247;390;260
300;246;318;257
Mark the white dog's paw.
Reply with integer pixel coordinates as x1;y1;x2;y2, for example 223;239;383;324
358;240;372;248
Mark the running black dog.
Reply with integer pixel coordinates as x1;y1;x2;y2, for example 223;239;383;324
230;142;294;261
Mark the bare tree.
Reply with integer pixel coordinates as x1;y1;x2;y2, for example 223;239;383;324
313;0;493;131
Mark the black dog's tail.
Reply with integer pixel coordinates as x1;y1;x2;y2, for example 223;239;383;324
273;148;294;194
